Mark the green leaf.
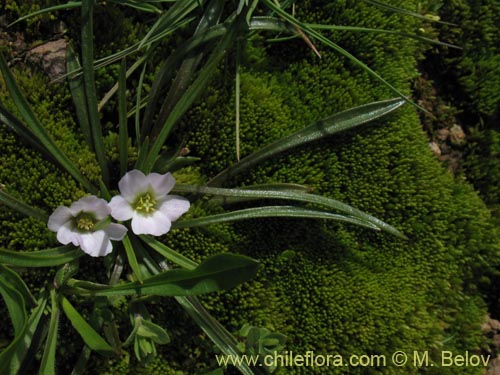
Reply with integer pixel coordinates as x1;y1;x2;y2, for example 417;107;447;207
142;18;242;172
140;235;198;270
173;183;406;237
208;98;404;186
0;293;48;374
0;265;36;307
118;58;129;176
67;45;93;148
79;253;259;296
39;289;60;375
81;0;109;184
123;235;144;283
0;268;27;336
109;0;162;13
0;188;48;221
173;205;380;230
0;246;83;267
60;296;115;355
137;319;170;344
262;0;425;111
0;53;97;194
8;1;82;27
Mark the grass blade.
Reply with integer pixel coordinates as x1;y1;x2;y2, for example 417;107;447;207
174;184;405;238
118;59;129;176
122;235;144;283
39;289;60;375
109;0;162;13
0;293;48;374
0;53;97;194
60;296;115;355
0;187;48;221
8;2;82;27
0;267;28;336
0;246;83;267
173;206;380;230
81;0;109;184
140;235;198;270
67;45;92;147
208;98;405;186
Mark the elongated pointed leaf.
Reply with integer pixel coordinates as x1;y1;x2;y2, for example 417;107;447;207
81;0;109;184
140;235;198;270
67;45;93;148
173;206;379;231
39;289;59;375
109;0;162;13
0;53;97;193
0;188;48;221
8;2;82;27
0;268;27;336
208;98;404;186
0;265;36;306
174;184;405;238
118;59;129;176
78;253;259;296
122;235;144;283
0;294;48;374
0;246;83;267
60;296;115;355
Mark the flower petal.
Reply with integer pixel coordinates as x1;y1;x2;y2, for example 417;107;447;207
118;170;149;201
69;196;111;219
78;231;112;257
104;223;127;241
56;223;79;246
48;206;73;232
158;195;190;222
109;195;134;221
131;211;171;236
147;172;176;197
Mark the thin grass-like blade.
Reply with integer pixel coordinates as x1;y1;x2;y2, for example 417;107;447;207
81;0;109;184
0;53;97;193
122;235;144;283
0;246;83;267
8;2;82;27
208;98;404;186
109;0;162;13
140;235;198;270
174;184;405;238
39;289;60;375
173;206;379;230
75;253;259;296
0;293;48;374
0;188;48;221
0;266;28;336
118;59;129;176
67;45;93;147
60;296;115;355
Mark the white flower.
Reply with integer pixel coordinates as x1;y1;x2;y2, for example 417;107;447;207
109;170;190;236
48;196;127;257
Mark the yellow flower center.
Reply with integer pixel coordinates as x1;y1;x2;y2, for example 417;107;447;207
135;192;157;214
76;214;95;231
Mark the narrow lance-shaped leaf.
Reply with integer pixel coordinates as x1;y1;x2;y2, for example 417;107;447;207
60;296;115;355
0;246;83;268
74;253;259;297
0;53;97;194
0;293;48;374
0;264;36;306
39;289;60;375
174;184;406;238
67;45;92;148
140;235;198;270
173;206;380;230
0;188;48;221
81;0;109;184
0;267;28;336
208;98;405;186
122;235;144;283
118;58;129;176
8;1;82;27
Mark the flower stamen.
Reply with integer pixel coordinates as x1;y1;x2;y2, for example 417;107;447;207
135;192;157;214
76;214;95;231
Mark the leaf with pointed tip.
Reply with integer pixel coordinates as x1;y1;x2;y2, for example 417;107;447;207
8;1;82;27
140;235;198;270
208;98;405;186
0;246;83;267
77;253;259;297
39;289;59;375
0;188;48;221
0;268;27;336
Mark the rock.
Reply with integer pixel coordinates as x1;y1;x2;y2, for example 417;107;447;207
449;124;466;146
490;319;500;332
436;128;450;141
488;355;500;375
27;39;67;81
429;142;441;156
